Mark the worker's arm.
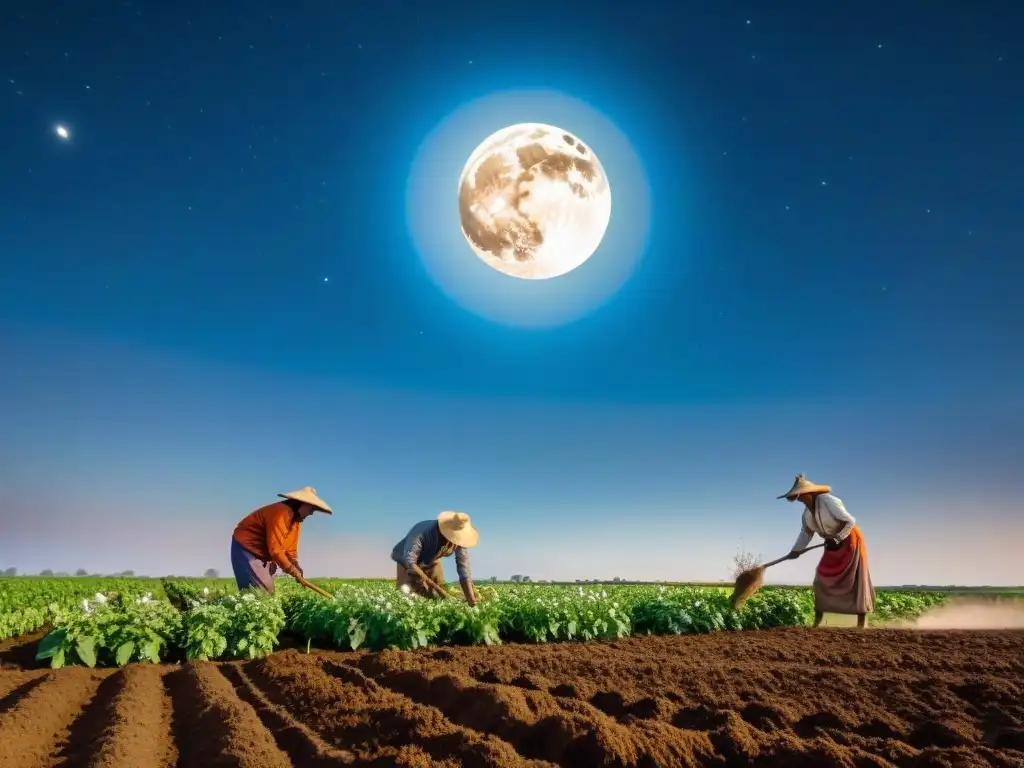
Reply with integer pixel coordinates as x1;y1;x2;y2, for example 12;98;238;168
287;525;303;577
401;530;447;596
266;511;300;578
455;547;476;606
409;564;449;597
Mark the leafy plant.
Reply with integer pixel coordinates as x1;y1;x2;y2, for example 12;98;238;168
181;591;285;660
6;576;954;663
35;593;181;668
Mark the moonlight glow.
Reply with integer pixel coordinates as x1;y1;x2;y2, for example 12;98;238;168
406;89;652;327
457;123;612;280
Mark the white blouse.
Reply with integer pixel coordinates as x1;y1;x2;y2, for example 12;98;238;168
792;493;856;552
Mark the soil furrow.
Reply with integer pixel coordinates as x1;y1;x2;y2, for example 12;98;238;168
0;668;103;768
243;650;551;767
66;665;176;768
220;664;355;766
0;630;47;670
351;654;723;767
52;670;125;768
0;671;46;713
164;662;292;768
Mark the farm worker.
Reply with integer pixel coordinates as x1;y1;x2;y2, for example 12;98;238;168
392;511;479;606
231;486;332;595
781;474;876;628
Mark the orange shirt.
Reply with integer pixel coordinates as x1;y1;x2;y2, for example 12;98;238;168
232;502;301;573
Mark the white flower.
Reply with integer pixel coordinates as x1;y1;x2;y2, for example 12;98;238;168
94;593;108;603
203;587;210;595
400;584;411;595
81;599;90;612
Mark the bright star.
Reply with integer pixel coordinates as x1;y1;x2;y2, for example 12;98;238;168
55;124;70;140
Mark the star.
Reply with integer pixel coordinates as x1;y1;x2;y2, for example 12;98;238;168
54;124;70;140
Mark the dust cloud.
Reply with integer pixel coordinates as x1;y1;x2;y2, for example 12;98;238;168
897;597;1024;629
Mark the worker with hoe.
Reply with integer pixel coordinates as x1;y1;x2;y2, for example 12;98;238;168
781;474;876;627
392;511;479;606
231;486;333;596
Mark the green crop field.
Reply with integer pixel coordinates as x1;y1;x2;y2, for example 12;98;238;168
0;575;964;669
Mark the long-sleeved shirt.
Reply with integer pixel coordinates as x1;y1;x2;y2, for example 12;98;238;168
233;502;301;574
792;493;856;552
391;520;472;582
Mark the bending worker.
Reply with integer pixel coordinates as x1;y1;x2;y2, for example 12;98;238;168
781;474;876;628
392;511;479;606
231;486;333;594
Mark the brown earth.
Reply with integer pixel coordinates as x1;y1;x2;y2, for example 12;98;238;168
0;628;1021;767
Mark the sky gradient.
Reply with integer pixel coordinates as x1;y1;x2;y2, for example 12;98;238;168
1;2;1021;585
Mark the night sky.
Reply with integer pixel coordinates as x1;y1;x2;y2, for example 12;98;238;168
1;2;1021;585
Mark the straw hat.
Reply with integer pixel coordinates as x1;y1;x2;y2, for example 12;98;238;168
437;511;479;548
776;474;831;500
278;486;333;514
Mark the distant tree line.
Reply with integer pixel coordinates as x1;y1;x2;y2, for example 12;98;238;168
0;568;224;578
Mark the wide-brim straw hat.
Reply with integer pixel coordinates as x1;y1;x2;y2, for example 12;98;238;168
776;474;831;500
437;510;479;548
278;486;333;514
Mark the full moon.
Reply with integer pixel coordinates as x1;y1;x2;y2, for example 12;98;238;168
457;123;612;280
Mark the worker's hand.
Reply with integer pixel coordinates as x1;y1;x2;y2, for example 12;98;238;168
268;562;279;575
418;578;443;598
787;550;801;560
824;538;840;551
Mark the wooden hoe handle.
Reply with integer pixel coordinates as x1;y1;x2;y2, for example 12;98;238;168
763;542;826;569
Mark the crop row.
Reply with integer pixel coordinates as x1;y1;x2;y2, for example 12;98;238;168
7;578;950;669
0;576;238;641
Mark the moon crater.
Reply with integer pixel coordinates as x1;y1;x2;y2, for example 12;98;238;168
457;123;612;280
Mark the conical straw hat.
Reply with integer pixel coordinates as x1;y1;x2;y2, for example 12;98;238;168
437;510;479;548
278;486;333;514
776;474;831;500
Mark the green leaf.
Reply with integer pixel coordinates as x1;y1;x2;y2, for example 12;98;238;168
142;640;160;663
35;628;67;660
52;647;67;669
348;620;366;650
76;637;98;667
115;641;136;666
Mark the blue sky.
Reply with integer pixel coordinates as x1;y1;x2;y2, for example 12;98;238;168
0;2;1021;584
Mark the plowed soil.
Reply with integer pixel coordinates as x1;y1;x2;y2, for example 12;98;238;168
0;628;1021;767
